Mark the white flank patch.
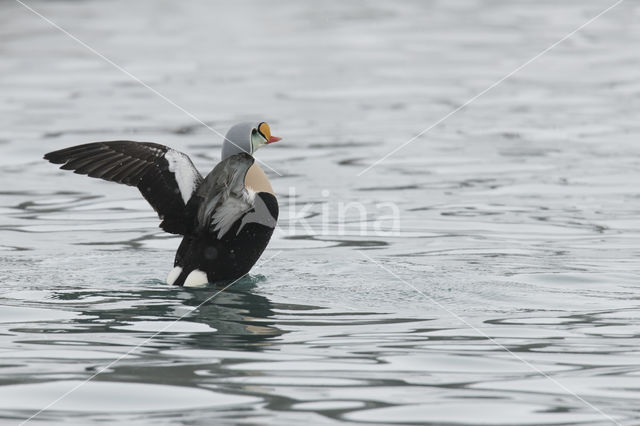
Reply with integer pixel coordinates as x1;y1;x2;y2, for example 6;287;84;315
165;150;198;204
183;269;209;288
166;266;183;285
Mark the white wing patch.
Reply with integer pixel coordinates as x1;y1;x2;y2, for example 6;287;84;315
165;149;199;204
210;188;256;239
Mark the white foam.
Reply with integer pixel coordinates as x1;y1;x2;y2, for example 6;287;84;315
183;269;209;287
165;149;198;204
166;266;182;285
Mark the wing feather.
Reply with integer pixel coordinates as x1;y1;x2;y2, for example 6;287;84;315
44;141;203;234
193;153;255;239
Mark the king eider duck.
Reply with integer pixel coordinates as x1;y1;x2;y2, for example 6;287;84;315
44;122;280;287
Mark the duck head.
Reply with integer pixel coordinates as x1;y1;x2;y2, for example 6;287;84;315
221;121;281;160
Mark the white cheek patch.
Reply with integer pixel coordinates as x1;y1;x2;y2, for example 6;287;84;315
166;266;182;285
183;269;209;288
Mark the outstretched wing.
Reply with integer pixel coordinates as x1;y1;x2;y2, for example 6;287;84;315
195;153;256;239
44;141;203;235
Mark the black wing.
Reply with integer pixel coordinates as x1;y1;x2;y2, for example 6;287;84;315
44;141;203;235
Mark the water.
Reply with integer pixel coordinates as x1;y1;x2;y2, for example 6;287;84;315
1;0;639;424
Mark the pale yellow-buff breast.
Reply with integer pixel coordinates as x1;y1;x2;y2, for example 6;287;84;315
244;163;274;195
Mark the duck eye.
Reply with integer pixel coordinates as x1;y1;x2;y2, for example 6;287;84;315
251;128;257;135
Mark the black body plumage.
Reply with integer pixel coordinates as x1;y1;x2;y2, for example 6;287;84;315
174;192;278;285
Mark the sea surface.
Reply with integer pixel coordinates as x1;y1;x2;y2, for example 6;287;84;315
1;1;639;425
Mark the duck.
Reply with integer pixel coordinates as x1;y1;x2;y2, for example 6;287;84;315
44;121;280;287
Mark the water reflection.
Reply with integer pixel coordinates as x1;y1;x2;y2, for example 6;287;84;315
48;279;285;352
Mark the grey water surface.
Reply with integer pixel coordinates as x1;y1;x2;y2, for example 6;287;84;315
1;0;639;425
